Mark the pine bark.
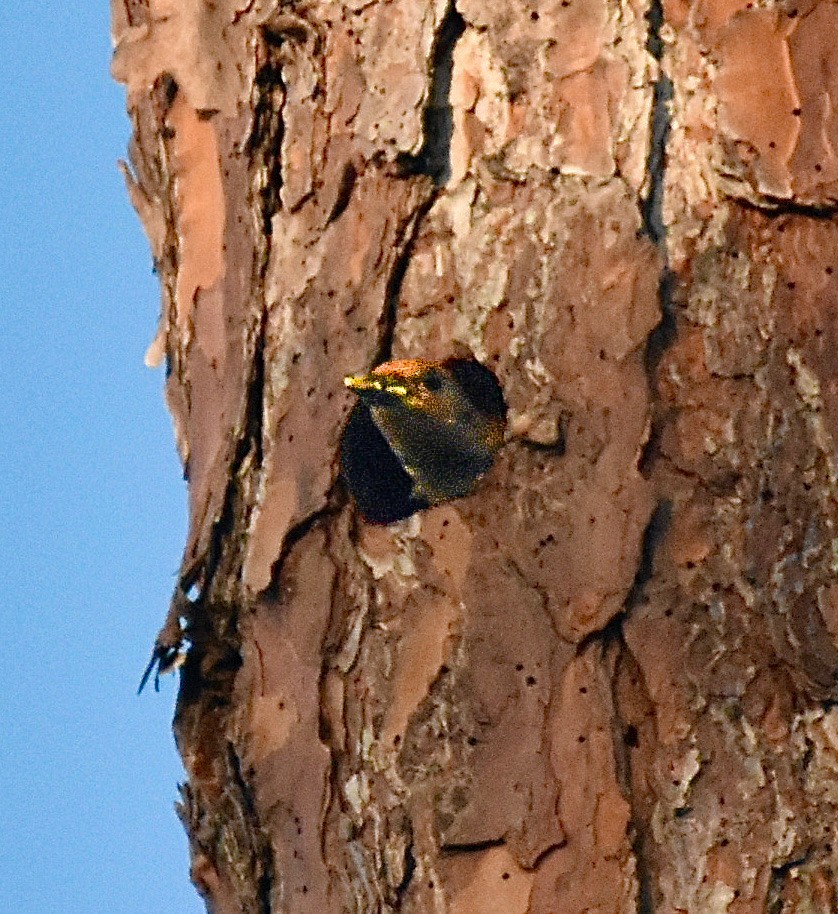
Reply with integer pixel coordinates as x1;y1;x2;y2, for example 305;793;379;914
113;0;838;911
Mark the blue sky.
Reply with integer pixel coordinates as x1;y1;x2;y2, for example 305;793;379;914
0;5;203;911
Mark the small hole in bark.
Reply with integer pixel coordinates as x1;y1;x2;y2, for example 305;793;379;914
787;282;796;290
516;663;524;671
815;164;822;172
578;735;586;743
530;10;539;19
769;141;776;149
788;8;798;15
526;675;536;686
826;267;833;275
720;838;729;847
393;734;401;745
502;872;510;880
793;107;801;116
580;686;588;694
665;608;673;617
467;736;478;746
624;725;639;747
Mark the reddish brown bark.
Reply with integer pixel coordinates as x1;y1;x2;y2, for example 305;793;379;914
114;0;838;910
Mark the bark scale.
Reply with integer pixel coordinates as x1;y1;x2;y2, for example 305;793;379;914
113;0;838;910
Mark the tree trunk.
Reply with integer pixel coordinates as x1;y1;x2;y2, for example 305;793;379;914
113;0;838;911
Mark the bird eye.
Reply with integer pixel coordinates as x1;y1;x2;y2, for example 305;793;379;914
424;371;443;392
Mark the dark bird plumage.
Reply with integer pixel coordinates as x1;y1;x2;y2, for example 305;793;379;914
340;358;506;523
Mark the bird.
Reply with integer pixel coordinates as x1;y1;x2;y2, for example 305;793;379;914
340;357;506;523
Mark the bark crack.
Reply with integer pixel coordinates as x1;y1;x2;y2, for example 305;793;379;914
735;195;838;219
375;193;439;364
641;0;677;383
624;500;672;613
397;1;465;185
250;40;286;234
228;743;276;914
640;0;672;247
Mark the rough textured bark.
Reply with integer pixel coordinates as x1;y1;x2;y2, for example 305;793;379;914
113;0;838;911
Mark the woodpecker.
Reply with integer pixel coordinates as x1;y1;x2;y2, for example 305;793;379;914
341;358;506;523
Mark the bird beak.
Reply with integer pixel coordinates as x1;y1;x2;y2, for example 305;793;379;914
344;373;408;399
344;373;383;394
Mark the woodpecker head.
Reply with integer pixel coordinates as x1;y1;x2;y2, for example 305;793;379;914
341;358;506;523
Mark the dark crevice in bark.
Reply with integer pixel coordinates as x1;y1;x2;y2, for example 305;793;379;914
734;195;838;219
767;852;812;914
441;837;506;855
640;0;672;246
326;160;358;225
168;306;268;782
393;841;416;908
575;501;671;659
623;7;675;904
624;500;672;612
640;0;678;397
199;305;268;594
250;40;286;234
376;193;439;365
644;268;677;380
633;829;657;914
141;305;268;692
397;1;465;185
263;499;341;599
228;743;276;914
166;96;279;895
583;499;671;912
608;644;657;914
